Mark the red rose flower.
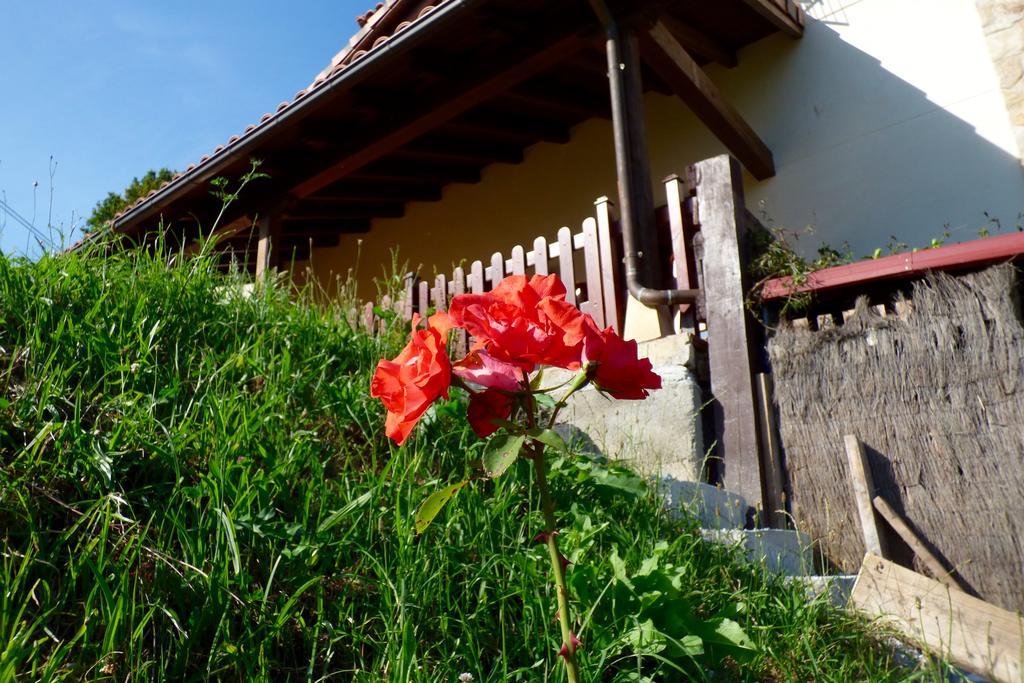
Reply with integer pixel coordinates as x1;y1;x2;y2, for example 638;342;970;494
448;274;586;371
453;350;524;392
582;327;661;400
370;312;453;445
466;388;515;438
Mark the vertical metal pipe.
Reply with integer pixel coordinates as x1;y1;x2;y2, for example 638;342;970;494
588;0;699;308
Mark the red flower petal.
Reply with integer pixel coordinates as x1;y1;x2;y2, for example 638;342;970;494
466;389;514;438
583;327;662;400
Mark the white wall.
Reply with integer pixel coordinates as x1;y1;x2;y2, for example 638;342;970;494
731;0;1024;255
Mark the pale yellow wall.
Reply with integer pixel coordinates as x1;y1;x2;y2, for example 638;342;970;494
307;114;618;299
303;0;1024;342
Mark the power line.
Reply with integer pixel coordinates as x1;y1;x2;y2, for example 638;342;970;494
0;195;51;247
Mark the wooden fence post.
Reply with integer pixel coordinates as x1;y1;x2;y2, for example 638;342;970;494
664;174;697;324
557;227;577;306
696;154;766;513
255;214;280;282
594;197;624;334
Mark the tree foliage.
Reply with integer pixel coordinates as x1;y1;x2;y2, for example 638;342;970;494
86;168;175;231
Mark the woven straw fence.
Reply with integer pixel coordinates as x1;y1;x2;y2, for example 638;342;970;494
767;264;1024;611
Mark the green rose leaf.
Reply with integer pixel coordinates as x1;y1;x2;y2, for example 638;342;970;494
482;434;526;478
527;428;567;453
532;392;557;410
414;480;469;535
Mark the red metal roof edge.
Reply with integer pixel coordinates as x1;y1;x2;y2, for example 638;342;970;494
759;231;1024;301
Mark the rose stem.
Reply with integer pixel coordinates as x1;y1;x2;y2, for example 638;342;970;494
531;444;580;683
525;382;584;683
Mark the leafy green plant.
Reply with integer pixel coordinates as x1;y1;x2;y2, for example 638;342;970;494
0;199;953;680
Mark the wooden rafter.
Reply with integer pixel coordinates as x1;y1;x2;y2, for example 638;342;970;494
442;113;571;145
394;138;525;165
639;20;775;180
740;0;805;39
312;180;443;203
283;202;405;220
291;33;587;199
658;15;737;68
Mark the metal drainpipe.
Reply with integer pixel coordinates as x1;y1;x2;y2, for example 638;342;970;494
588;0;700;308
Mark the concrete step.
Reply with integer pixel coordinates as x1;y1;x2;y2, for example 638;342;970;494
661;480;749;530
701;528;815;575
785;574;858;607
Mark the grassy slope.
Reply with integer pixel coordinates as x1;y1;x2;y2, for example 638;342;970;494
0;244;935;681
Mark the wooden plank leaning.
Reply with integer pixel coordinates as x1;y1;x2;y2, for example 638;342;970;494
850;554;1023;683
843;434;889;559
871;496;971;593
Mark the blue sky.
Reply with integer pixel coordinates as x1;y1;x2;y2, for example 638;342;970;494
0;1;366;254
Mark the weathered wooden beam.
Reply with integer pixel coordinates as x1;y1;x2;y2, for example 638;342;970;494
499;82;611;120
659;15;737;68
851;554;1022;683
844;434;889;559
280;217;371;233
310;180;443;203
756;373;787;528
354;159;483;185
284;202;405;220
741;0;805;39
871;496;972;593
640;21;775;180
291;33;586;198
255;214;280;282
697;154;765;509
395;138;525;165
444;112;572;145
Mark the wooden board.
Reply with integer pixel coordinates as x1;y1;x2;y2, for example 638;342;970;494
850;554;1023;683
871;496;971;593
844;434;888;559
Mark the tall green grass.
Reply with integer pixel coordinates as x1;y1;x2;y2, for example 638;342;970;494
0;240;944;681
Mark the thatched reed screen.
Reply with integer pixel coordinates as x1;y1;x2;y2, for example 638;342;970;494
767;264;1024;611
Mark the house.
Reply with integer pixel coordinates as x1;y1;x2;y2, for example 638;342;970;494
105;0;1024;517
108;0;1023;302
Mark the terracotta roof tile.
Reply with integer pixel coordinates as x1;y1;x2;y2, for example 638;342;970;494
114;0;451;225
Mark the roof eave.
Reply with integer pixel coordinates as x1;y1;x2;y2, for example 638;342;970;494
113;0;481;235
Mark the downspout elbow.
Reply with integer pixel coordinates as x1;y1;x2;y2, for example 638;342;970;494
631;283;700;307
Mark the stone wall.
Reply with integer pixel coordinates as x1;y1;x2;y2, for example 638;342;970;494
976;1;1024;159
555;334;707;483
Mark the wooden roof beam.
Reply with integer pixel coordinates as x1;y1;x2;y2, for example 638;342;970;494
291;33;587;199
353;159;483;185
284;202;405;220
497;87;610;121
639;20;775;180
740;0;805;39
312;180;444;203
442;115;571;145
394;138;525;165
658;15;737;68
